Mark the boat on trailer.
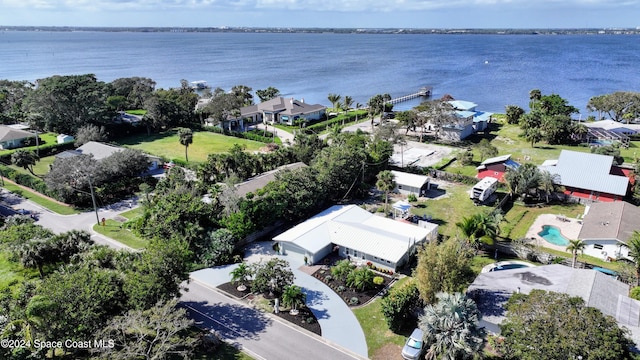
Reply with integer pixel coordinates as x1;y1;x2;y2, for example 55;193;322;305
190;80;210;90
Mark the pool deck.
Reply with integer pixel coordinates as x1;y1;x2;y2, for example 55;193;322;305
525;213;583;253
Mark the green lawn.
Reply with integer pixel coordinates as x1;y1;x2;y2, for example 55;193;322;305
93;220;147;250
0;250;40;289
7;155;56;177
125;109;147;116
0;132;59;157
1;182;79;215
501;202;585;241
119;206;144;220
409;184;494;238
353;278;412;358
116;130;265;163
443;121;640;176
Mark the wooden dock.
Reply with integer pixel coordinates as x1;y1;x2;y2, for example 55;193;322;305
388;86;433;105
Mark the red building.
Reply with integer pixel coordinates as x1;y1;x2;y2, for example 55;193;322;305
539;150;631;203
476;154;520;182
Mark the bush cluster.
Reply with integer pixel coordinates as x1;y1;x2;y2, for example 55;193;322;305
203;125;276;144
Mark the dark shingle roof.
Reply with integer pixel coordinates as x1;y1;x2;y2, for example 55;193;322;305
579;201;640;243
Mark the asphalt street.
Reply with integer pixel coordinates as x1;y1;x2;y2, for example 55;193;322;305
181;280;366;360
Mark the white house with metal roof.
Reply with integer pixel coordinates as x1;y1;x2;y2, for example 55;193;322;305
578;201;640;261
273;204;438;271
390;170;430;197
539;150;630;202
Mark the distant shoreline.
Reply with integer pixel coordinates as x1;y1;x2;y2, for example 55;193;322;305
2;26;640;35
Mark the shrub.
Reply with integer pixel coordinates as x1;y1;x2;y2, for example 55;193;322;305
337;285;346;293
631;287;640;301
373;276;384;286
407;193;418;202
349;297;359;305
306;317;314;324
324;275;333;282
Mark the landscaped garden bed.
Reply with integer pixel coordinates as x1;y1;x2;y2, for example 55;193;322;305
216;281;321;336
311;260;392;307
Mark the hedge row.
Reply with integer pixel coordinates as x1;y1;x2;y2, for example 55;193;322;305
304;112;363;132
0;141;76;165
0;164;53;197
203;126;276;144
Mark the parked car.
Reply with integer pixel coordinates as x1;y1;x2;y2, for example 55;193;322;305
401;328;424;360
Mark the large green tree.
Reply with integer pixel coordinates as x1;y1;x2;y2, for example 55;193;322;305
11;149;39;177
251;258;294;297
419;292;485;360
414;239;474;304
22;74;111;134
499;290;633;360
255;87;280;102
622;231;640;286
587;91;640;122
380;278;421;332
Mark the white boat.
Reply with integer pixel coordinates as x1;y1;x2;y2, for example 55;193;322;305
190;80;210;90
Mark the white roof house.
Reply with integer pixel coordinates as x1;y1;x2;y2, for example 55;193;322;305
390;170;430;196
274;205;438;270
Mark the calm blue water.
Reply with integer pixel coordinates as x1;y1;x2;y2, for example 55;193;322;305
538;225;570;246
1;31;640;113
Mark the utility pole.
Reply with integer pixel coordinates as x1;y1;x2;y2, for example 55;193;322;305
87;174;100;225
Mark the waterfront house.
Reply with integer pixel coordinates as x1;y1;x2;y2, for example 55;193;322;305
241;97;326;126
0;125;36;150
448;100;494;133
476;154;520;182
539;150;631;202
274;204;438;271
578;201;640;261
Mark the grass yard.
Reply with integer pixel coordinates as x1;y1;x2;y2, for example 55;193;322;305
125;109;147;116
117;130;265;163
442;121;640;176
0;250;40;289
500;202;585;241
7;155;56;177
1;182;79;215
119;206;144;220
353;277;412;359
409;184;494;238
93;220;147;249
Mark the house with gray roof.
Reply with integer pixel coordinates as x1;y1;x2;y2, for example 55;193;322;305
0;125;36;150
234;162;307;197
241;97;326;126
578;201;640;261
539;150;630;202
274;204;438;271
468;264;640;346
55;141;160;171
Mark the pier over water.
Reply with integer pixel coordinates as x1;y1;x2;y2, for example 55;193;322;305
388;86;433;105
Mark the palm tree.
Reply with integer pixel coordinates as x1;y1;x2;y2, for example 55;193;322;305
523;127;543;148
328;124;344;145
230;262;253;287
346;267;374;291
177;127;193;162
538;170;559;203
2;295;49;349
327;93;341;110
11;149;39;177
456;212;500;247
354;102;363;122
529;89;542;110
343;96;353;115
419;292;485;360
623;232;640;286
566;239;586;268
281;284;306;314
376;170;396;215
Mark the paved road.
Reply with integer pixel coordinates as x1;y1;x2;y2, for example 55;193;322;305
0;188;134;250
181;280;367;360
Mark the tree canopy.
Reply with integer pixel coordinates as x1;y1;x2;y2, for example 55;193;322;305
499;290;634;360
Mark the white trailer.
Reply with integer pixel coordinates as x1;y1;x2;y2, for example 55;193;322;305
471;177;498;203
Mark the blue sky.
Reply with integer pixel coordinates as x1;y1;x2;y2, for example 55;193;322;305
1;0;639;28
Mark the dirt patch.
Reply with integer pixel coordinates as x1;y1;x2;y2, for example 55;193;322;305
372;342;403;360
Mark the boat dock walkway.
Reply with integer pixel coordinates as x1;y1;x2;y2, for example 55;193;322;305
388;86;433;105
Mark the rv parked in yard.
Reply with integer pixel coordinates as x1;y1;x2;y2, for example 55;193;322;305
471;176;498;203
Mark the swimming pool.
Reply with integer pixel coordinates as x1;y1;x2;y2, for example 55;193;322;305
481;260;536;273
538;225;570;246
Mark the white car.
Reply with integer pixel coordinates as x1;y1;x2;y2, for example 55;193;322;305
401;328;424;360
